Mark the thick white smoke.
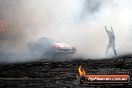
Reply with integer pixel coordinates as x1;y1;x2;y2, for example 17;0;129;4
21;0;131;58
0;0;131;62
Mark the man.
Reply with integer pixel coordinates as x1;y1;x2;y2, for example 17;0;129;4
105;26;117;56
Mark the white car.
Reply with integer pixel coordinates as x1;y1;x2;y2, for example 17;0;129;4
28;37;76;59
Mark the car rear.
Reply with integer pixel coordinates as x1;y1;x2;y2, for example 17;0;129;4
52;43;76;54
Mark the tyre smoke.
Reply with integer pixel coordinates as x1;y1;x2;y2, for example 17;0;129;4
0;0;131;62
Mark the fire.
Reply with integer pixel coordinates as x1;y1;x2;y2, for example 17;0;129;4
78;65;86;76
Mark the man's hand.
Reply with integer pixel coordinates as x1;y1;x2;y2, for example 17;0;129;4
105;26;107;29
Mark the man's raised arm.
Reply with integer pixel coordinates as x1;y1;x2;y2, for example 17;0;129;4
105;26;108;33
111;26;114;33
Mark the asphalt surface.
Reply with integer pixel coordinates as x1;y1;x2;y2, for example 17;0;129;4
0;56;132;88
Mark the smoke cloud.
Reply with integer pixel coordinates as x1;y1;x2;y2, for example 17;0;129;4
0;0;131;62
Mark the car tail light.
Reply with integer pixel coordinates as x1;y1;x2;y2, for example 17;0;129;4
53;44;61;49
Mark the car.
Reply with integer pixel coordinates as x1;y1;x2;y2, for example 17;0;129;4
28;37;76;60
